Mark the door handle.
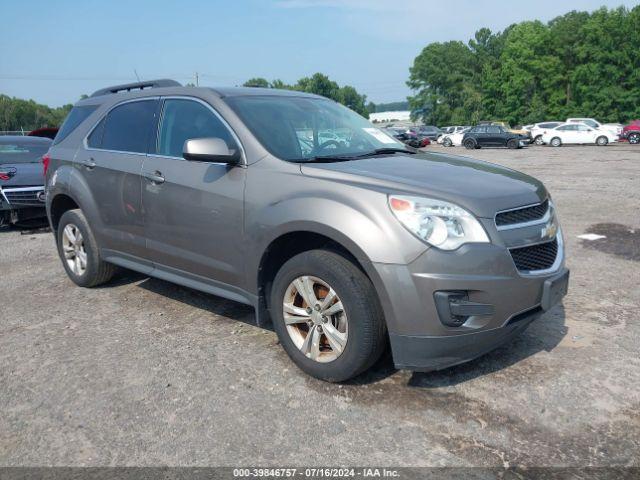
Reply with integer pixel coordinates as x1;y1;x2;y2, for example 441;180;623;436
82;158;96;170
143;171;165;184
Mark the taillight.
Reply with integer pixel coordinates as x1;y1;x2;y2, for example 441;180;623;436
42;153;51;176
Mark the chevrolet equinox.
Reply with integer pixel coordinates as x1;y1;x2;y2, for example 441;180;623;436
45;80;569;382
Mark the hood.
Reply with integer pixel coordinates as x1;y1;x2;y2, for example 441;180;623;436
0;162;44;188
300;152;546;218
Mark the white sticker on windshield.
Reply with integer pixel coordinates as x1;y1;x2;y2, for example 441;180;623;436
363;128;397;144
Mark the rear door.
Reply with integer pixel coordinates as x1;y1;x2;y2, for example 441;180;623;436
485;126;503;146
141;97;247;289
79;98;158;263
473;126;490;146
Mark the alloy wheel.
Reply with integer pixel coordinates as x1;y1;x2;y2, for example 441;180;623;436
282;275;348;363
62;223;87;276
629;133;640;144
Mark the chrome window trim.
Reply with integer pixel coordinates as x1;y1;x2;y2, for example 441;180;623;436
494;199;550;231
82;97;160;155
153;96;247;166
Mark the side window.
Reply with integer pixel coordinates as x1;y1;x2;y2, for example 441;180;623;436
157;99;236;158
54;105;98;145
557;126;570;131
101;100;157;153
471;127;484;134
87;117;106;148
487;126;500;134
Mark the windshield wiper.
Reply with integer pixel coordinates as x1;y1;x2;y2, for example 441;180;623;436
295;148;416;163
356;148;416;157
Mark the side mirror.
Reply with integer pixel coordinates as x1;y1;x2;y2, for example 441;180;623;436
182;137;241;164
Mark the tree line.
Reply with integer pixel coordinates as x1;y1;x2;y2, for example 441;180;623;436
0;94;73;132
243;73;369;117
408;6;640;126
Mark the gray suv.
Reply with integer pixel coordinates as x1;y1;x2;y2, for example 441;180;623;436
45;80;569;382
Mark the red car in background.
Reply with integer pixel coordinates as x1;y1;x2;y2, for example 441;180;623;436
621;120;640;144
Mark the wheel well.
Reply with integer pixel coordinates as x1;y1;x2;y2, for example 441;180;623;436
258;231;368;311
50;194;79;232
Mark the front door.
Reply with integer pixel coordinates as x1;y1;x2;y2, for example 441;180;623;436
79;98;158;262
141;97;246;289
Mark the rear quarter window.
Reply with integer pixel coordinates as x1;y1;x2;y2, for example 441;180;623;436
53;105;98;145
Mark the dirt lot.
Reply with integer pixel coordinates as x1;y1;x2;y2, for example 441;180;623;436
1;144;639;468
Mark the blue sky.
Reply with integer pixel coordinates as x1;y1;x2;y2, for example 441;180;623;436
1;0;637;107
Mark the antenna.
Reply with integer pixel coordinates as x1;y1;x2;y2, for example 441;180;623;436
134;69;141;82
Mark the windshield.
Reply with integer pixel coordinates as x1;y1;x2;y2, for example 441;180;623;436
225;95;406;161
0;141;50;164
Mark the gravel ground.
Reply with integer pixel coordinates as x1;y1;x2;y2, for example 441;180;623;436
0;143;638;468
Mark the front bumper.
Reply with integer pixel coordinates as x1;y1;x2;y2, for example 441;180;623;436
0;186;46;224
374;237;568;372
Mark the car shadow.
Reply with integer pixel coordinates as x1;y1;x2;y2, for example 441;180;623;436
408;305;567;388
135;275;262;330
97;270;567;388
348;304;567;387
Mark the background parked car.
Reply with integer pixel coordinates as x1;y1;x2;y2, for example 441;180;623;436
566;118;622;138
479;121;532;142
413;125;443;141
541;122;617;147
437;126;469;144
462;125;529;149
621;120;640;144
383;127;428;148
528;122;563;145
27;127;59;140
0;136;51;226
441;127;471;147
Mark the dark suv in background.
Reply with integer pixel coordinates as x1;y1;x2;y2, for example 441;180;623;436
462;125;529;149
45;79;569;382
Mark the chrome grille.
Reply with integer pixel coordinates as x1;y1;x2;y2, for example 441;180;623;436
2;187;44;206
509;238;558;272
496;200;549;227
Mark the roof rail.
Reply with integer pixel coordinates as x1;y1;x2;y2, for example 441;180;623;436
90;79;181;97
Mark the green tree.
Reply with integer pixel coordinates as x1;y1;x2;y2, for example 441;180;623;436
407;5;640;125
243;77;270;88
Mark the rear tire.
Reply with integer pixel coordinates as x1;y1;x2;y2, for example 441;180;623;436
443;137;452;147
534;135;544;145
596;136;608;146
628;132;640;145
463;138;476;150
550;137;562;147
56;209;117;287
270;249;386;382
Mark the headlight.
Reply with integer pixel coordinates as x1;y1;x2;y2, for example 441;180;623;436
388;195;489;250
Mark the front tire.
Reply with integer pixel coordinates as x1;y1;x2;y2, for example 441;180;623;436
550;137;562;147
507;139;519;149
56;209;117;287
596;136;608;146
628;132;640;144
463;138;476;149
534;135;544;145
443;137;452;147
270;250;386;382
